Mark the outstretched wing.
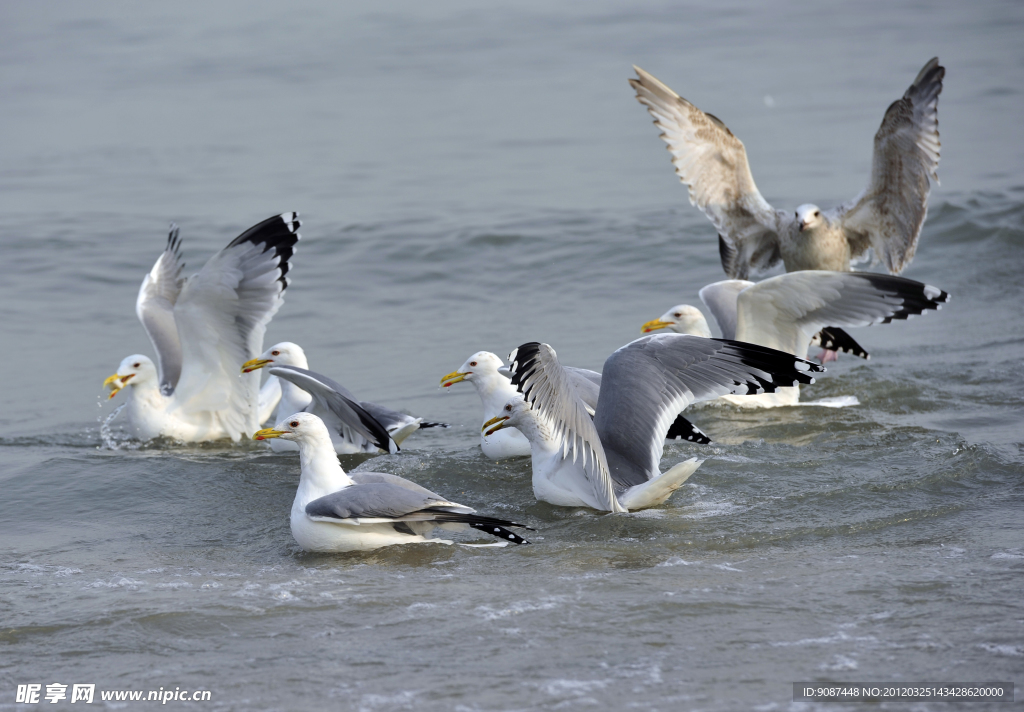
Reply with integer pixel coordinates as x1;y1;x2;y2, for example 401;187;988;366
269;365;397;454
170;213;300;439
509;343;620;512
735;271;950;359
834;58;944;274
631;66;785;279
595;335;822;488
699;279;755;340
136;225;186;395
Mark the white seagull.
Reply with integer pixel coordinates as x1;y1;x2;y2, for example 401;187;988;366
631;58;944;279
442;351;711;460
253;413;532;552
483;338;824;512
242;342;446;453
103;213;299;442
641;271;949;407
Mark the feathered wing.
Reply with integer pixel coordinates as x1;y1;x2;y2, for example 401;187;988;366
136;225;186;395
509;343;620;512
268;365;397;454
305;478;532;544
170;213;300;439
630;66;785;279
735;271;950;360
564;366;602;414
594;335;823;488
258;375;282;425
835;58;944;274
699;280;755;339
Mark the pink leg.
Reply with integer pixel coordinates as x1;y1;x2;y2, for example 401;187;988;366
816;348;840;364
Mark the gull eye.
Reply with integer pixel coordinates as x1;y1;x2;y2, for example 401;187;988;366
133;362;141;368
814;210;820;217
505;404;512;412
673;312;681;318
470;361;477;367
272;350;280;356
290;421;299;428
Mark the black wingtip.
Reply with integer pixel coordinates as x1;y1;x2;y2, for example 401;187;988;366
712;339;825;395
666;415;713;444
227;213;301;288
417;421;450;429
813;327;871;360
508;342;544;395
858;274;950;324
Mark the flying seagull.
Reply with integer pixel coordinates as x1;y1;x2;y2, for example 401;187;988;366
630;58;944;279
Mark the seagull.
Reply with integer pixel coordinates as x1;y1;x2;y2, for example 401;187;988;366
630;58;944;279
103;213;299;442
253;413;533;551
242;342;446;453
441;351;532;459
632;59;943;361
640;271;949;407
442;351;712;459
482;338;824;512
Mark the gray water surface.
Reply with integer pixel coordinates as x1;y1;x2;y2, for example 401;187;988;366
1;2;1022;710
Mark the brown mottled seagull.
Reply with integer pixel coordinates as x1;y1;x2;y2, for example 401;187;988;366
630;58;944;280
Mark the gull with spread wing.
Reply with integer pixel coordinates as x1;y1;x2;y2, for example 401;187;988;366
442;350;712;460
631;58;944;279
103;214;299;442
641;272;949;407
254;413;532;551
483;338;823;512
243;342;446;454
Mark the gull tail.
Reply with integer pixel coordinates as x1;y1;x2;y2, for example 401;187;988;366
618;458;703;511
429;512;533;545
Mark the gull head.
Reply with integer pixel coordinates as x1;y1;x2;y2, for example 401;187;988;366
795;204;823;233
253;411;330;443
241;341;307;373
641;305;712;337
441;351;505;388
482;394;533;435
103;355;157;399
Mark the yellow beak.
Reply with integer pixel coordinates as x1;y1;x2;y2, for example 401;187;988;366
241;358;273;374
481;415;509;436
103;373;133;399
440;370;468;387
641;319;673;333
252;428;286;441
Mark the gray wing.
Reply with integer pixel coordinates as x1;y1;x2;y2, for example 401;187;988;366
594;334;823;488
833;58;944;274
360;401;419;433
509;343;620;512
135;225;185;395
305;482;468;521
630;66;786;279
350;471;457;502
171;213;300;439
698;280;755;340
735;271;950;359
564;367;602;412
268;365;398;454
